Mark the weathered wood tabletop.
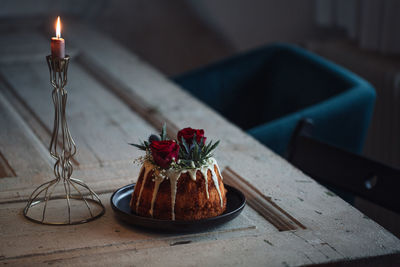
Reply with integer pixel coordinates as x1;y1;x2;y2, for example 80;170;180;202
0;21;399;266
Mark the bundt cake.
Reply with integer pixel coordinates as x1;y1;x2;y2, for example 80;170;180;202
129;125;227;220
130;158;226;220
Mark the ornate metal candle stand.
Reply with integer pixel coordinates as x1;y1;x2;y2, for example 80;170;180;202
23;55;105;225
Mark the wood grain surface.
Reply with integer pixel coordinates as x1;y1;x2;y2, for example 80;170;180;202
223;167;305;231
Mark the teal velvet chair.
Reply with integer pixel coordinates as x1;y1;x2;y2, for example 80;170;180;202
172;43;376;155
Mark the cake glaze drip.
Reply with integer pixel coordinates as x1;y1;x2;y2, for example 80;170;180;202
135;163;153;213
135;157;223;220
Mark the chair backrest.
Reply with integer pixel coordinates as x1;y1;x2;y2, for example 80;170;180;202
287;119;400;214
174;44;353;130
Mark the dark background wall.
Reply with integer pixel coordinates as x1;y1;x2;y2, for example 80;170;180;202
0;0;321;76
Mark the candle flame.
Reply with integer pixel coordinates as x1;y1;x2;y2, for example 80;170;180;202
56;16;61;38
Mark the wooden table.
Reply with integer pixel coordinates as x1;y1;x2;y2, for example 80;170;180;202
0;21;399;266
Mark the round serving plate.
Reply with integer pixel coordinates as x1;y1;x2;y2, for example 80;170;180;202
110;183;246;232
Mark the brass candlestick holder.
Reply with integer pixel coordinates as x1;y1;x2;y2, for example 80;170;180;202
23;55;105;225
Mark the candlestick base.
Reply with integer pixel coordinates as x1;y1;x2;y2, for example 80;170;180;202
23;177;105;225
23;55;105;225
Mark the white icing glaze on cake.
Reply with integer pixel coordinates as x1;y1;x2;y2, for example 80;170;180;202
134;157;223;220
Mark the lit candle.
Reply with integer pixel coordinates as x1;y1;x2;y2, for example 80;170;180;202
51;16;65;58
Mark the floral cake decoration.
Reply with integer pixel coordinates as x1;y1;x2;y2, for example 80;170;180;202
130;124;220;170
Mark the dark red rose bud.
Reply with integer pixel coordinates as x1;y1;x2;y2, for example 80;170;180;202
150;140;179;169
177;127;206;146
148;134;161;143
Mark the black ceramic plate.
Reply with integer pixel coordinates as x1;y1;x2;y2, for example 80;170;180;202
110;183;246;232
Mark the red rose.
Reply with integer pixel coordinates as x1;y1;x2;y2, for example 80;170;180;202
150;140;179;169
177;127;206;146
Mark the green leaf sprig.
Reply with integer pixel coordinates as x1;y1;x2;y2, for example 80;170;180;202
178;134;219;168
129;123;168;151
